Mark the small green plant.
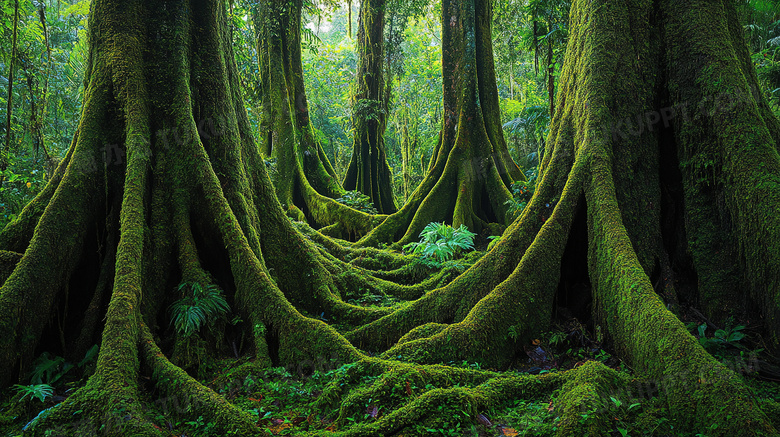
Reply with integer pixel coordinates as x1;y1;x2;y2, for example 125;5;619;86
693;322;747;354
24;345;98;388
13;384;53;403
336;190;378;214
487;235;502;251
170;282;230;337
403;222;476;263
546;331;567;347
505;173;537;217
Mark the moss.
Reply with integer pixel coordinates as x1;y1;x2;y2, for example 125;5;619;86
3;0;778;435
663;0;780;339
0;251;21;287
553;361;627;437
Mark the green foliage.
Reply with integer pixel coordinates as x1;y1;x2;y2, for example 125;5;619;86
169;282;230;337
486;235;502;251
335;190;378;214
487;398;559;436
0;0;90;225
503;105;550;162
26;344;97;388
690;322;747;354
403;222;476;263
13;384;53;403
505;171;538;217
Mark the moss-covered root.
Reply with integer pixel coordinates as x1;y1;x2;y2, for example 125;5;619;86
139;325;262;436
313;357;564;436
553;361;628;437
193;144;366;368
346;149;579;355
587;151;776;435
299;175;386;240
25;377;165;437
0;250;21;286
376;165;584;368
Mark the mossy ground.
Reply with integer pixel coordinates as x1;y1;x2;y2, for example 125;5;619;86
1;257;777;437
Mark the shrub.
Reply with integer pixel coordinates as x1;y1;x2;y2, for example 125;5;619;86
170;282;230;337
403;222;476;263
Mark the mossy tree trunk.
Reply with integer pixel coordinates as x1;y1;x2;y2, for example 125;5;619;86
357;0;525;247
0;0;778;436
342;0;397;215
344;0;780;434
255;0;382;239
0;0;388;433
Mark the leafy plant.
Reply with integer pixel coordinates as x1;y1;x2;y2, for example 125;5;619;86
170;282;230;337
336;190;378;214
28;353;66;386
487;235;502;251
693;323;747;353
13;383;53;403
403;222;476;263
505;172;537;217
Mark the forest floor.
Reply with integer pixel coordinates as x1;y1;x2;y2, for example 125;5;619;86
0;246;778;436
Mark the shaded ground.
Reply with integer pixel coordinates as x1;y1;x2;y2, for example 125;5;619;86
1;243;777;437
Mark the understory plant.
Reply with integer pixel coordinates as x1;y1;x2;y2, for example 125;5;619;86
336;190;378;214
403;222;476;263
505;171;538;217
169;282;230;337
12;384;53;403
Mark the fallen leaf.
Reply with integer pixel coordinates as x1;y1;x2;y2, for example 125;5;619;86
267;422;291;435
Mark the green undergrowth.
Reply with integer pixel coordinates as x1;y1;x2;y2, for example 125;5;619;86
0;156;50;229
1;326;778;436
0;346;98;435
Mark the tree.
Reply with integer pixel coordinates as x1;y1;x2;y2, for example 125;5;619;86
0;0;779;436
0;0;20;185
255;0;383;239
357;0;525;247
342;0;397;214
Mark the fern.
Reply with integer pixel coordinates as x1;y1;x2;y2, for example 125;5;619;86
14;384;53;403
487;235;502;251
336;190;378;214
170;282;230;337
403;222;476;263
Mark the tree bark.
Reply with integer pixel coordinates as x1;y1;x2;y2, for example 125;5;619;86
0;0;778;436
342;0;397;214
357;0;525;247
255;0;383;239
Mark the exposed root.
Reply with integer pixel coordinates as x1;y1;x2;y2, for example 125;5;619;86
140;325;262;436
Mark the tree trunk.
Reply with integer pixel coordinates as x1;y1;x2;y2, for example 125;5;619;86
0;0;387;433
357;0;525;247
0;0;20;187
0;0;778;436
255;0;383;239
345;0;780;434
342;0;397;214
